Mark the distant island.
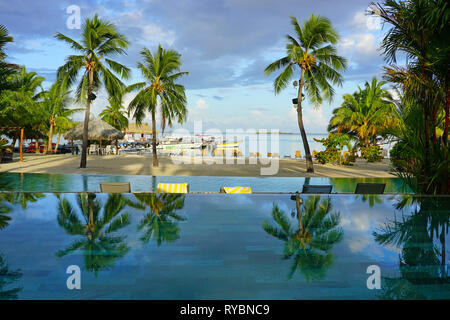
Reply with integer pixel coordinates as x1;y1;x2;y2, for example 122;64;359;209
256;132;295;135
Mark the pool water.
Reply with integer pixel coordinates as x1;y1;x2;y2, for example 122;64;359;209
0;192;449;299
0;172;413;193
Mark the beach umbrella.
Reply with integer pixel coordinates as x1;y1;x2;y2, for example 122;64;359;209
64;114;124;141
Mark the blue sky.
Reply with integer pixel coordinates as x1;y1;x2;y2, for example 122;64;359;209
1;0;388;133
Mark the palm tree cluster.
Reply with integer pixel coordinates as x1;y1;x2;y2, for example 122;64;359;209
56;16;188;168
1;16;188;168
0;25;78;154
371;0;450;194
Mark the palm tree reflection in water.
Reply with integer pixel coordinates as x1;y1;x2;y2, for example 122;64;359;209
0;254;22;300
56;193;131;276
263;195;343;281
374;196;450;299
130;193;186;246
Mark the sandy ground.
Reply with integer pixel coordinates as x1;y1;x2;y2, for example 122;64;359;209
0;153;396;177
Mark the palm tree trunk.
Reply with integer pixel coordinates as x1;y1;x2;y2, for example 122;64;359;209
115;139;119;155
47;119;54;154
298;68;314;173
152;108;158;167
10;137;16;149
80;69;94;168
54;133;61;153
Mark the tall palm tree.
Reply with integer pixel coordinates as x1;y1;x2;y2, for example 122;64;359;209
264;15;347;173
99;96;129;153
127;45;188;167
56;193;131;276
40;79;81;153
55;14;130;168
262;195;343;280
130;193;186;246
328;77;399;148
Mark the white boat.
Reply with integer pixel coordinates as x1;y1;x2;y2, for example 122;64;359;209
157;142;203;150
216;141;241;148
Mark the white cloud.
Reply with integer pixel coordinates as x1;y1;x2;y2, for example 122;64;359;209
352;11;381;31
116;11;176;46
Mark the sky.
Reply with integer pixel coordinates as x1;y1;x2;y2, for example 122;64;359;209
0;0;389;134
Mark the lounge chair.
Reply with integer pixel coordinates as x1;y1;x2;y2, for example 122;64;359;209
89;144;98;155
157;183;189;193
355;183;386;194
302;185;333;194
99;182;131;193
220;186;252;194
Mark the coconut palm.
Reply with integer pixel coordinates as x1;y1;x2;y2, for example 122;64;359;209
99;96;129;153
40;79;81;153
264;15;347;173
127;45;188;167
130;193;186;246
56;193;130;276
262;195;343;280
328;77;398;148
55;14;130;168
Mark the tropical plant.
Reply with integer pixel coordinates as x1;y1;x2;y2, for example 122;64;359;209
127;45;188;167
264;15;347;173
0;25;16;95
371;0;450;194
55;14;130;168
328;77;399;148
99;95;129;153
56;193;131;276
0;67;45;150
130;193;186;246
262;195;343;280
40;78;81;153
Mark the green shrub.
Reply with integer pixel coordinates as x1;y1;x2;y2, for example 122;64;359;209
361;145;383;162
315;149;339;164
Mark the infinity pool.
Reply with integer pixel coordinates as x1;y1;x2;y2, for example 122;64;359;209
0;192;448;299
0;172;412;193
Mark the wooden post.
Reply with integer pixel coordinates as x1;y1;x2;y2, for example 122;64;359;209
71;140;74;155
20;128;24;162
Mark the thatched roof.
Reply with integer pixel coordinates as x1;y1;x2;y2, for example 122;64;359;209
125;122;158;135
64;115;124;140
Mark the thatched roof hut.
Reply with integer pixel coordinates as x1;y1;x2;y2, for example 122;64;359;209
64;115;124;140
125;122;158;135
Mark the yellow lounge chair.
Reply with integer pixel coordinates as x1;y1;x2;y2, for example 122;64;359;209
220;186;252;194
157;183;189;193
